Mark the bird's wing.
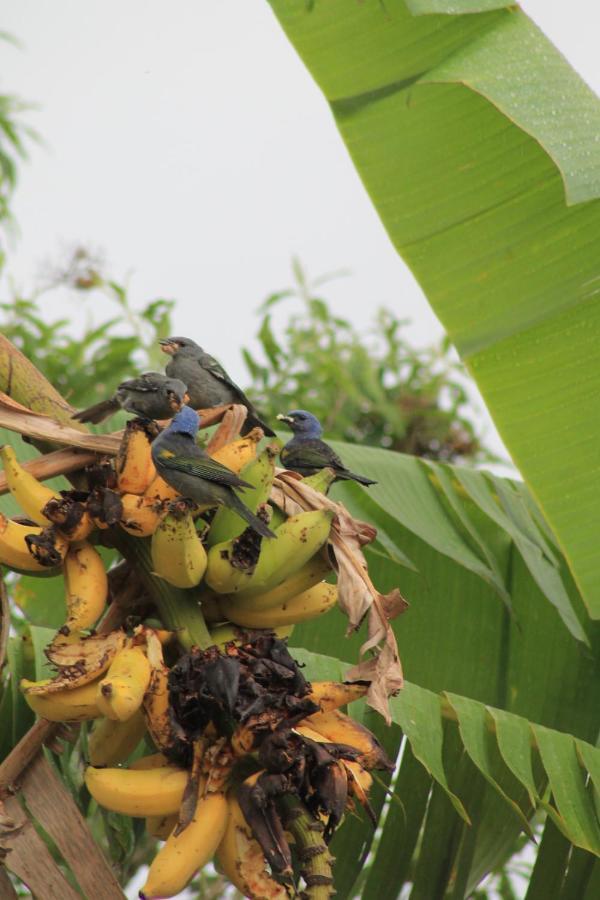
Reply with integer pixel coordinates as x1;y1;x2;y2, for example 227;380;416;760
155;450;251;488
281;440;345;471
118;376;156;393
202;355;254;406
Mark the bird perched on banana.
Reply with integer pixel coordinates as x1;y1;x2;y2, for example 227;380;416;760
160;335;275;436
151;405;275;539
72;372;189;424
277;409;377;486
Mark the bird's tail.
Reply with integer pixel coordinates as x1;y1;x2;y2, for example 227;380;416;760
241;413;276;438
228;492;276;539
72;398;120;425
341;471;378;487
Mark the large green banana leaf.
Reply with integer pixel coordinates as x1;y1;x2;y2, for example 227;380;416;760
267;0;600;620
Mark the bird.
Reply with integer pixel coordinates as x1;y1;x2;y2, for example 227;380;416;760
276;410;377;486
151;405;275;538
159;336;275;437
72;373;189;425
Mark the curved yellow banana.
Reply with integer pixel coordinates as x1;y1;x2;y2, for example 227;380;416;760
216;793;289;900
143;633;176;753
205;510;334;596
221;581;337;628
96;644;152;721
63;541;108;633
25;526;69;568
307;679;368;713
144;473;180;506
208;622;293;649
116;420;157;494
146;813;177;840
210;434;259;473
119;493;162;536
88;709;147;766
25;631;125;695
140;791;229;899
223;554;332;613
304;709;390;770
43;493;95;541
21;676;102;722
0;514;52;573
84;764;187;816
0;444;60;525
151;505;207;588
131;752;169;771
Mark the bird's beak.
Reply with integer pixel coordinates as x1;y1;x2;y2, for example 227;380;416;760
159;339;177;355
276;414;293;425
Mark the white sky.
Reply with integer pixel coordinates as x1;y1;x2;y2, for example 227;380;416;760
1;1;596;464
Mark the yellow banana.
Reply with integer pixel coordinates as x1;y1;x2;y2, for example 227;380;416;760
63;541;109;633
43;493;95;541
88;709;147;766
151;502;207;588
220;581;337;628
25;631;125;694
96;643;152;721
146;813;177;840
25;526;69;568
0;513;54;573
84;764;187;816
0;444;60;525
143;472;180;505
140;791;229;899
205;509;334;595
116;420;157;494
21;676;102;722
143;632;176;753
207;445;277;547
216;793;289;900
225;549;331;611
304;709;390;770
208;622;293;649
307;680;368;712
210;433;260;473
119;492;162;536
131;752;169;771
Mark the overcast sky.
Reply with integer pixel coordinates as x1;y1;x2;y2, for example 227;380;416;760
1;1;597;464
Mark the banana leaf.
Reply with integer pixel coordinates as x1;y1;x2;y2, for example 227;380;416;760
267;0;600;620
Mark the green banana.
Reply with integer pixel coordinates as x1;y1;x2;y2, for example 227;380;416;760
269;467;336;528
207;445;278;547
229;549;331;608
221;581;337;628
205;509;333;595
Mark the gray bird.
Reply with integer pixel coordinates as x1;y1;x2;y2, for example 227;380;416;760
159;336;275;437
72;373;189;425
151;405;275;538
277;410;377;486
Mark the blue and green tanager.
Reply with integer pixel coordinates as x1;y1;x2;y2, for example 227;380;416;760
151;405;275;538
277;410;377;486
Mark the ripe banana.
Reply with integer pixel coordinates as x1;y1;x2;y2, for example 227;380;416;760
0;444;60;525
143;472;180;505
216;793;289;900
307;680;368;712
143;632;176;754
210;433;259;473
25;631;125;694
205;509;333;595
88;709;147;766
220;581;337;628
140;791;229;899
0;513;54;573
63;541;109;633
208;622;293;649
151;502;207;588
304;709;391;770
131;752;169;771
226;553;332;611
116;420;157;494
207;445;277;547
44;493;95;541
21;676;102;722
96;643;152;721
84;764;188;816
146;813;177;840
119;492;162;536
